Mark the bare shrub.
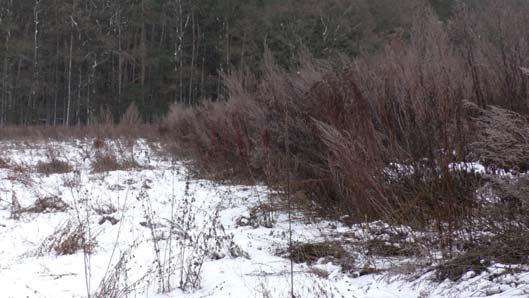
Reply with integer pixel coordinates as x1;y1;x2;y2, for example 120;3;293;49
365;239;416;257
93;137;105;150
484;175;529;220
7;161;33;186
91;152;141;173
307;266;330;279
164;0;529;274
37;220;97;256
63;174;81;188
36;159;73;175
164;9;473;221
469;103;529;172
120;158;142;170
0;157;10;169
94;252;131;298
0;124;160;143
92;201;117;215
91;106;114;127
91;152;121;173
137;175;244;293
435;253;491;282
165;26;476;226
235;202;274;228
285;241;348;265
94;248;146;298
436;229;529;282
119;103;142;128
23;196;69;213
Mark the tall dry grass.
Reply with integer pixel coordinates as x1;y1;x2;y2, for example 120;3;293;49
165;2;529;266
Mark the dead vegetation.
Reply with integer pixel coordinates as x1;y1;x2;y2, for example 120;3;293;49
282;241;348;265
92;201;117;216
0;123;158;142
89;138;149;173
435;253;492;282
6;162;33;186
1;0;529;289
91;152;142;173
91;153;122;173
235;203;275;228
94;252;131;298
0;157;10;169
365;239;416;257
36;220;97;256
163;1;529;279
36;159;73;175
22;196;69;213
94;248;146;298
469;103;529;172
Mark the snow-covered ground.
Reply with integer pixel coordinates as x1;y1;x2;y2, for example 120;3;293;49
0;139;528;297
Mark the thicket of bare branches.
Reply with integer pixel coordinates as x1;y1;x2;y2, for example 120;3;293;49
469;104;529;172
165;1;529;273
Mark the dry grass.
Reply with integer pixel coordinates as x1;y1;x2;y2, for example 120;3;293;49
92;201;118;216
282;241;348;265
1;0;526;285
469;103;529;172
365;239;417;257
94;249;145;298
91;153;122;173
23;196;69;213
91;152;142;173
37;220;97;256
164;1;529;271
36;159;73;175
0;124;159;142
0;157;10;169
435;253;492;282
6;162;33;186
435;229;529;282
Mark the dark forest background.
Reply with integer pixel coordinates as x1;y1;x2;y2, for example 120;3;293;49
0;0;456;125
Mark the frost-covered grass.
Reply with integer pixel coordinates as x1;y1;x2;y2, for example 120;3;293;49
0;139;528;297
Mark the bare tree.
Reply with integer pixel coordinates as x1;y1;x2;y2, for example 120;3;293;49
28;0;41;124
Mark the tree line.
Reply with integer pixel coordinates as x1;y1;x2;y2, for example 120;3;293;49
0;0;455;126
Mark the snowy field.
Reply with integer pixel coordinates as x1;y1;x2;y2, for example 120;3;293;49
0;139;528;297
